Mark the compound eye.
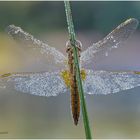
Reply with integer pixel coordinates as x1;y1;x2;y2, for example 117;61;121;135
66;40;82;49
75;40;82;50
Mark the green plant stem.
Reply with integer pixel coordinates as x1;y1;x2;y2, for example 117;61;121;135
64;1;92;139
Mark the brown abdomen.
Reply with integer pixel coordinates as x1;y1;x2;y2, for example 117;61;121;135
66;45;81;125
70;75;80;125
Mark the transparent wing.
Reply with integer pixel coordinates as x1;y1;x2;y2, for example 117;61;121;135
81;18;139;68
0;71;68;97
83;70;140;95
6;25;67;71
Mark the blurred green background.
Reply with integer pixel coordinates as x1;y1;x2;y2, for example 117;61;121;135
0;1;140;33
0;1;140;139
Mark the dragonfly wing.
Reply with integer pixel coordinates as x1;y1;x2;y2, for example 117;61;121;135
6;25;67;71
0;71;68;97
83;70;140;95
81;18;139;68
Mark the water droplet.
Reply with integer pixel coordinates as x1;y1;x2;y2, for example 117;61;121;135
107;36;110;40
105;52;108;56
110;35;114;39
111;45;118;49
113;45;118;48
113;39;116;42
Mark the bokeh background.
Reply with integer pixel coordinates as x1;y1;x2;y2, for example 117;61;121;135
0;1;140;138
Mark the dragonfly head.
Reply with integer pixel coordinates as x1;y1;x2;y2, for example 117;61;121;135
66;40;82;57
66;40;82;50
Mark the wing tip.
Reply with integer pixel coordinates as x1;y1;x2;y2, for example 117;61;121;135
5;24;22;35
126;18;139;28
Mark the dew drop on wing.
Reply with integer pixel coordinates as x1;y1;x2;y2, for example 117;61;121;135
83;70;140;95
80;18;139;69
105;52;108;56
5;25;67;71
0;72;68;97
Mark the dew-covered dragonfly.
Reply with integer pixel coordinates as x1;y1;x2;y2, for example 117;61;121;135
0;18;140;125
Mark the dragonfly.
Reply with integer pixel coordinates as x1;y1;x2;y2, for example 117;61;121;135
0;18;140;125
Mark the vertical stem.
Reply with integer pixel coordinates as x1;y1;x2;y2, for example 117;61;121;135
64;1;92;139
